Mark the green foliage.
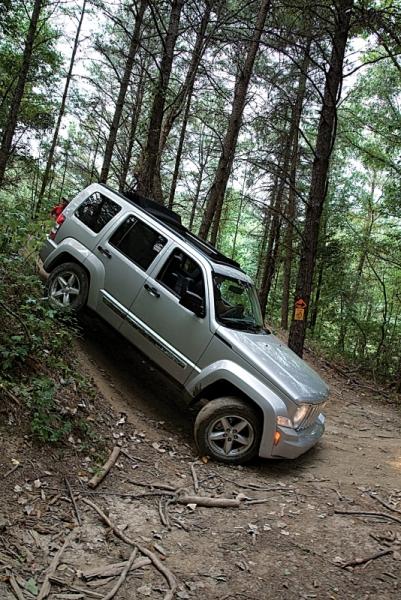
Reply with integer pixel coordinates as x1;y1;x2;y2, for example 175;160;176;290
0;194;88;442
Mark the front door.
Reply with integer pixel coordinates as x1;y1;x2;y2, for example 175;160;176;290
120;248;213;384
95;214;168;330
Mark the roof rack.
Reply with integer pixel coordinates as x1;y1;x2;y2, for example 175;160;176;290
101;184;241;270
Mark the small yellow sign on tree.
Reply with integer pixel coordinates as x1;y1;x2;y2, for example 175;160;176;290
294;299;307;321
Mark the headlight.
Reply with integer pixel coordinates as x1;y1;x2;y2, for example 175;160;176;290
276;415;292;428
293;404;310;428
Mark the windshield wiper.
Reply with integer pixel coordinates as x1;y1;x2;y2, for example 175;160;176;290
220;318;262;333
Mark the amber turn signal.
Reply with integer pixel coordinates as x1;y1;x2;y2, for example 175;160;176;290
273;431;281;445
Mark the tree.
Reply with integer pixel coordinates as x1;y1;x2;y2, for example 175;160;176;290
198;0;271;243
288;0;354;357
136;0;185;200
99;0;147;184
0;0;44;186
35;0;88;213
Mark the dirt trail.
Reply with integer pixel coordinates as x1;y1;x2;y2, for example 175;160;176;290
75;317;401;599
1;316;400;600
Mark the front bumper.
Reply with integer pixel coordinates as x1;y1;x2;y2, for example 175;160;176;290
271;413;325;459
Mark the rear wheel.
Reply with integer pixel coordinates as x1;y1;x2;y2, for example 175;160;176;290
194;397;261;464
46;262;89;312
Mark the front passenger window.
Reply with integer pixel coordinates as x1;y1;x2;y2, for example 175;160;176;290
157;250;204;300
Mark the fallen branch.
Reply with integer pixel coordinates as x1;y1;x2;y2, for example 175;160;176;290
101;547;137;600
190;463;199;493
37;529;77;600
334;509;401;525
214;473;293;493
88;447;121;489
49;577;103;598
125;478;177;492
158;497;170;529
8;574;26;600
368;492;401;515
82;498;177;600
120;449;148;463
2;462;22;479
65;477;81;526
340;548;393;569
81;558;151;581
177;495;241;508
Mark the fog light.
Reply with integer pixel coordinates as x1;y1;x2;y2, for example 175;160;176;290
273;431;281;445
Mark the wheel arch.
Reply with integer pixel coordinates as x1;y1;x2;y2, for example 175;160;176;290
192;379;264;424
47;252;89;278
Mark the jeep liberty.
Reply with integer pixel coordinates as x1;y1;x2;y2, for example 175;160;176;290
39;183;329;464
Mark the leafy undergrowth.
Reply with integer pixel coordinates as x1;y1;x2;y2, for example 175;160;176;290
0;252;102;451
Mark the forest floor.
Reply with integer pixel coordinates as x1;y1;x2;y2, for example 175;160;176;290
1;315;400;600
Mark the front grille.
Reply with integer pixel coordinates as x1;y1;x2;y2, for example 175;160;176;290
298;404;324;430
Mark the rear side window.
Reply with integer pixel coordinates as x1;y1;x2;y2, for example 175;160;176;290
75;192;121;233
110;215;167;270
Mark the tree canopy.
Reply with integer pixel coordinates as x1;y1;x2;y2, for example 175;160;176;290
0;0;400;386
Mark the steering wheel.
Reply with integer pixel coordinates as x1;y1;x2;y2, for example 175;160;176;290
220;305;244;318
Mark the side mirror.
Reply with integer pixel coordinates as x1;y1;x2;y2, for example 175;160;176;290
179;290;205;318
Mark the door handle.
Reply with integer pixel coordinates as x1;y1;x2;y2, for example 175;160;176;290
144;283;160;298
97;245;112;258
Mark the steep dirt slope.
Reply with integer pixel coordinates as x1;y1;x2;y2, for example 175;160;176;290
1;316;400;600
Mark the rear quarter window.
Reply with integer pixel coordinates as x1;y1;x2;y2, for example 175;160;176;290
75;192;121;233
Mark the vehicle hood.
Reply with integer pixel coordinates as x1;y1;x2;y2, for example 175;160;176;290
218;328;329;404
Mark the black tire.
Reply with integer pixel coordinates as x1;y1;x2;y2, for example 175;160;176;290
194;397;262;464
46;262;89;312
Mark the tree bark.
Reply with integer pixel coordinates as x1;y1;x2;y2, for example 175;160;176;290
136;0;184;201
0;0;43;186
100;0;147;184
34;0;87;214
167;92;192;209
118;69;146;192
198;0;271;242
280;46;310;330
259;126;294;316
160;2;211;156
288;0;354;357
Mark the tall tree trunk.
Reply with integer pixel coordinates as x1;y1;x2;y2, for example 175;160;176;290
0;0;43;186
118;69;146;192
35;0;87;214
136;0;184;201
281;46;310;330
259;128;294;316
89;130;101;184
160;3;211;155
188;132;212;229
199;0;271;242
288;0;354;357
100;0;147;184
155;4;212;204
167;90;192;208
255;208;273;286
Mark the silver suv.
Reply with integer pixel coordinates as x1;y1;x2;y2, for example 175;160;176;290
39;183;328;464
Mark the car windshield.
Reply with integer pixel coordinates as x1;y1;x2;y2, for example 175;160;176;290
212;273;264;332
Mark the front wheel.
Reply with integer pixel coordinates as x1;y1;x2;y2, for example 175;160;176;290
46;262;89;312
194;397;261;464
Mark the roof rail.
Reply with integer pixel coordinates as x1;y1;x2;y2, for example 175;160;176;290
100;184;241;270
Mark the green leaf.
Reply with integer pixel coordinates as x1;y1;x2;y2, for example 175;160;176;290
25;577;39;596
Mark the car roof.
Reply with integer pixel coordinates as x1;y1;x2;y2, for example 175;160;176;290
99;184;244;272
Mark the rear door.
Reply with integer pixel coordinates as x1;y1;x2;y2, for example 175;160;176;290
120;247;213;384
95;214;168;330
